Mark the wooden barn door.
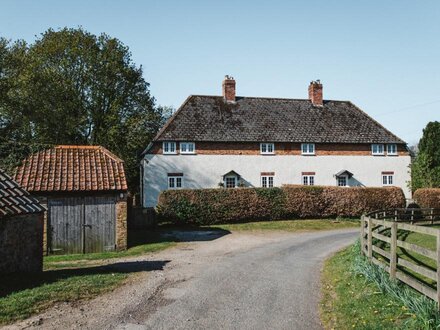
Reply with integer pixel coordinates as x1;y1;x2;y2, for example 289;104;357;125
84;196;116;253
48;196;116;254
48;197;84;254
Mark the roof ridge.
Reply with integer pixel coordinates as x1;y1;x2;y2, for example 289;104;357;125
190;94;352;103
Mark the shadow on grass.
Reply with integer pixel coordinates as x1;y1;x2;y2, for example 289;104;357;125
128;225;231;248
0;259;170;298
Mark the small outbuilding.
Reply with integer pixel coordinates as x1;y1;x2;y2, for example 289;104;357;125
0;168;45;273
14;145;128;255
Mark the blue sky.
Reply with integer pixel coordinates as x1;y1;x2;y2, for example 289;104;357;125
1;1;439;145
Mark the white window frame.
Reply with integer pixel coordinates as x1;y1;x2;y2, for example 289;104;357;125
224;176;237;188
180;142;195;154
260;143;275;155
301;143;315;155
302;175;315;186
386;144;397;156
337;175;348;187
371;144;385;156
163;141;177;154
382;174;394;186
168;176;183;189
261;176;274;188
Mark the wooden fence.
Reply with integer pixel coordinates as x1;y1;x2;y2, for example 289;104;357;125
361;208;440;307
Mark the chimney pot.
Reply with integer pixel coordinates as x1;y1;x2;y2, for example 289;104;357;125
308;80;323;106
222;75;236;102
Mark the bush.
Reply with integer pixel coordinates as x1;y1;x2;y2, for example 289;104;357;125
413;189;440;208
157;185;405;225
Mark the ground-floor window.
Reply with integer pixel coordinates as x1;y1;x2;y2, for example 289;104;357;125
261;176;274;188
225;176;237;188
302;175;315;186
168;174;183;189
382;172;394;186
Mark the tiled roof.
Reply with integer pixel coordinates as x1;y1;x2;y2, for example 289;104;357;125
0;168;45;218
14;146;128;193
154;96;406;144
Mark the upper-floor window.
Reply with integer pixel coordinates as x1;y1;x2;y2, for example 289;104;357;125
260;143;275;155
180;142;195;154
163;142;177;154
387;144;397;156
261;175;274;188
371;144;384;155
168;175;183;189
301;143;315;155
337;176;347;187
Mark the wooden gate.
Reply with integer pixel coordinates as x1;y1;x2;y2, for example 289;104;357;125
48;196;116;254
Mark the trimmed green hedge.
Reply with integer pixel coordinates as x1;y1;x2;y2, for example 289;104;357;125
413;188;440;208
157;185;406;225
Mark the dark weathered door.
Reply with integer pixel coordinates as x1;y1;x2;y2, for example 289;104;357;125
48;196;116;254
84;196;116;253
48;197;84;254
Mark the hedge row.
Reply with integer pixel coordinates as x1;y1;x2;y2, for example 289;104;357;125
157;185;406;225
413;188;440;208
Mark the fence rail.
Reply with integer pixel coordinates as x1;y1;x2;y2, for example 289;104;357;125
360;208;440;308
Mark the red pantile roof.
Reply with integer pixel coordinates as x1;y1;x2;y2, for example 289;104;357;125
14;146;128;193
0;168;45;218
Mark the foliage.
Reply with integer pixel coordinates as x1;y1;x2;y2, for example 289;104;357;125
414;188;440;209
411;122;440;191
157;186;405;225
321;242;440;329
0;29;171;192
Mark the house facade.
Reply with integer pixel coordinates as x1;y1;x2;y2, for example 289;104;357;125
142;77;411;208
14;145;128;254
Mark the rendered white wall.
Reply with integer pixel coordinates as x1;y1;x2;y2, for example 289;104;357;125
143;154;412;207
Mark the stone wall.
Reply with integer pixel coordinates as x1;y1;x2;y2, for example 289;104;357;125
0;213;44;273
116;198;127;250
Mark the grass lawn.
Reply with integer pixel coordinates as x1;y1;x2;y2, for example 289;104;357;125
0;230;176;325
208;218;359;232
321;245;420;329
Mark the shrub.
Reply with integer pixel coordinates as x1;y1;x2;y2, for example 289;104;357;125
413;189;440;208
157;185;405;225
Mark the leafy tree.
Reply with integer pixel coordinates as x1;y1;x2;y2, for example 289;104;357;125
0;28;171;193
411;122;440;191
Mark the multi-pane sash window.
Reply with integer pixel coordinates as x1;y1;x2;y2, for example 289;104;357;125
337;176;347;187
371;144;385;155
163;142;177;154
168;176;183;189
180;142;195;154
301;143;315;155
302;175;315;186
261;176;274;188
387;144;397;155
260;143;275;154
225;176;237;188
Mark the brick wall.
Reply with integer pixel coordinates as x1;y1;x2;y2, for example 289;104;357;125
0;213;44;273
150;141;409;156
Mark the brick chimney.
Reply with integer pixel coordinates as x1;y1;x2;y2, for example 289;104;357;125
308;80;323;106
222;75;236;102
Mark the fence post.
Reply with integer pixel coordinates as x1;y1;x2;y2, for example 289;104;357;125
411;209;414;224
367;217;373;260
431;208;434;225
437;231;440;310
394;210;398;222
390;222;397;279
360;216;365;255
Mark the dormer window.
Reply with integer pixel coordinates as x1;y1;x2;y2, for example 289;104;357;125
372;144;384;155
163;142;177;154
180;142;195;154
260;143;275;155
387;144;397;156
301;143;315;155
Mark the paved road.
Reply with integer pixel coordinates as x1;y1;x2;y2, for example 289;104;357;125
122;229;358;330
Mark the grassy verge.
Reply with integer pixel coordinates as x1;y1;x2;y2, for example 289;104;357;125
207;218;359;232
321;243;439;329
0;230;176;325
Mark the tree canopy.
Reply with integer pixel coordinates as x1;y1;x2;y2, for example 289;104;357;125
0;28;171;193
411;121;440;191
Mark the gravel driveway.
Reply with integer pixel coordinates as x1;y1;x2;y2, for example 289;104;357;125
9;228;358;330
